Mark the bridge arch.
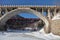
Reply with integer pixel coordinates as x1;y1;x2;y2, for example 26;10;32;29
0;8;49;32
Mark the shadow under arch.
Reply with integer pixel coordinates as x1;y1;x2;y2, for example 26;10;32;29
0;8;49;32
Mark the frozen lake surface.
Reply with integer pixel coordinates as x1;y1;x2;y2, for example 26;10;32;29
0;29;60;40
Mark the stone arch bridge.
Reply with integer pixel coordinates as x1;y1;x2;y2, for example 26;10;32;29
0;6;60;35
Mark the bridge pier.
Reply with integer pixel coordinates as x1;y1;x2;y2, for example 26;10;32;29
44;8;51;33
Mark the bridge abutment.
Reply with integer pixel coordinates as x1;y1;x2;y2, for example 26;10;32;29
51;19;60;36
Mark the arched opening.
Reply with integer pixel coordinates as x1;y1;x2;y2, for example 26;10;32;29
0;8;49;32
5;13;45;32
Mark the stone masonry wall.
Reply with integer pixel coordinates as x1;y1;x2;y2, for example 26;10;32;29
51;19;60;36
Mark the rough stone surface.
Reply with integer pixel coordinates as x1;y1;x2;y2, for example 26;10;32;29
51;19;60;36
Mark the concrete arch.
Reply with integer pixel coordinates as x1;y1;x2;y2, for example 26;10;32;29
0;8;49;32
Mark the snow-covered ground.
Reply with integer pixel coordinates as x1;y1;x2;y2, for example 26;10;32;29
52;13;60;20
0;28;60;40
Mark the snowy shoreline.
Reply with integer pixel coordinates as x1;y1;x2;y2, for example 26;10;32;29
0;28;60;40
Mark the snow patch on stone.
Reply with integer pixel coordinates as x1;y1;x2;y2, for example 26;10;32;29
52;13;60;20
